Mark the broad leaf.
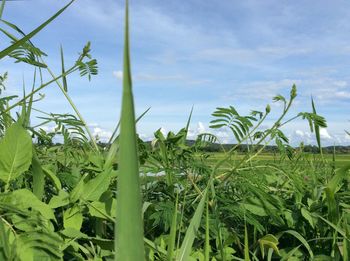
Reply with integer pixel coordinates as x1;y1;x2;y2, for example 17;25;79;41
0;122;32;184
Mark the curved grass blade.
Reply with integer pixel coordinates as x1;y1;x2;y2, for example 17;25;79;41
0;0;5;20
115;1;145;260
0;0;75;60
277;230;314;259
311;97;322;155
182;105;193;144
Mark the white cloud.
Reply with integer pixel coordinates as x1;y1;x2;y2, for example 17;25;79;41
197;122;206;134
334;91;350;99
92;127;112;142
319;128;332;140
295;130;304;137
113;70;123;80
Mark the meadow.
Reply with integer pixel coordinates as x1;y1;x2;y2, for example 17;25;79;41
206;153;350;168
0;1;350;260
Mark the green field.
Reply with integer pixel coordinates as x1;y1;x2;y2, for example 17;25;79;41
207;152;350;168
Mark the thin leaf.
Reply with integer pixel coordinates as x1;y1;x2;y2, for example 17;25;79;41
32;149;45;200
60;45;68;92
115;1;145;260
177;189;208;261
0;0;75;60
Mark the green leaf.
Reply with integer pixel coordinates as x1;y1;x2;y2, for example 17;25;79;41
259;234;280;258
0;0;75;60
64;205;83;231
115;1;145;260
0;189;55;220
167;193;178;261
0;0;5;20
243;203;268;217
278;230;313;259
0;122;32;184
60;45;68;92
311;97;322;153
301;207;315;229
177;189;208;261
49;190;70;208
82;169;116;201
32;149;45;200
15;230;63;261
42;165;62;192
88;200;116;220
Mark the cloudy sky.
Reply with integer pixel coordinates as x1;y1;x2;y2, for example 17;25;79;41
1;0;350;145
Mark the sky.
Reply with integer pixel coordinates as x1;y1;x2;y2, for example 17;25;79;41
1;0;350;145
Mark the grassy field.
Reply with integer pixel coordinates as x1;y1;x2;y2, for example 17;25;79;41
207;152;350;168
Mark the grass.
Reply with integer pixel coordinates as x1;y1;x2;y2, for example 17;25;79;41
206;152;350;168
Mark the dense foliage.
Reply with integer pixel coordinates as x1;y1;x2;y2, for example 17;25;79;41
0;1;350;260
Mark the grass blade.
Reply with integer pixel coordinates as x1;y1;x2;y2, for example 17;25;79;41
167;193;178;260
182;105;193;144
60;45;68;92
244;221;250;261
204;198;210;261
177;188;208;261
278;230;314;259
107;106;151;146
32;149;45;200
0;0;75;60
115;1;145;260
0;0;5;20
325;164;350;223
311;97;322;155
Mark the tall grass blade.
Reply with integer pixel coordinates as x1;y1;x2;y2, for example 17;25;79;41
244;221;250;261
167;193;178;260
0;0;5;19
182;105;193;144
60;45;68;92
177;188;208;261
115;1;145;260
326;165;350;222
104;107;151;170
311;97;322;155
0;0;75;60
204;198;210;261
107;106;151;146
278;230;314;259
32;149;45;200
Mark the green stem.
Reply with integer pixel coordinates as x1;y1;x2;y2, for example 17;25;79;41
38;57;99;152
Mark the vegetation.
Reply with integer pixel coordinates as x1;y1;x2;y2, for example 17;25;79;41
0;1;349;260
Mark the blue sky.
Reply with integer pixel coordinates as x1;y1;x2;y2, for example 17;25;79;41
1;0;350;145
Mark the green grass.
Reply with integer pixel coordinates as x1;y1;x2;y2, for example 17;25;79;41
206;152;350;168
